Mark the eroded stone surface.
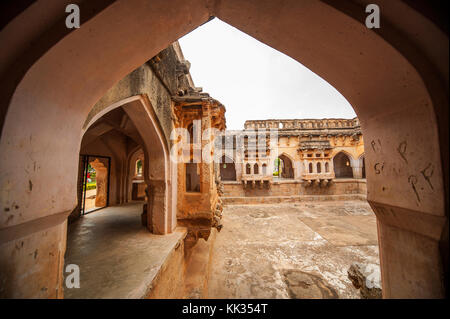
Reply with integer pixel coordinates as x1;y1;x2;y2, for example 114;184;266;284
348;263;382;299
283;270;338;299
207;200;379;299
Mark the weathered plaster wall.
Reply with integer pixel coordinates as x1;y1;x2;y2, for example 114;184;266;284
0;221;66;298
83;43;193;148
84;62;174;146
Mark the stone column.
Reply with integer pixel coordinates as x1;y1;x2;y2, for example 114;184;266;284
370;202;447;298
146;179;166;234
350;157;363;179
90;159;108;207
235;157;242;182
294;161;301;179
330;159;335;176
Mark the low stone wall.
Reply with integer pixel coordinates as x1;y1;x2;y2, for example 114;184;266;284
222;194;367;205
223;179;367;197
145;232;186;299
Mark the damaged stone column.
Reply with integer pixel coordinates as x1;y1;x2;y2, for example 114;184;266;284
142;179;166;234
350;157;363;179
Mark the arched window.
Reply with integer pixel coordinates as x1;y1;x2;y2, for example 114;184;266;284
317;162;321;173
325;162;329;173
254;164;259;174
136;159;143;176
309;162;313;173
246;163;251;174
262;164;267;175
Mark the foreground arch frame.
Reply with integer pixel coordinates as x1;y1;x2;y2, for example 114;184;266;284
0;0;447;298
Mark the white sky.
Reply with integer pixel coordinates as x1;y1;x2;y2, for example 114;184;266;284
179;18;356;130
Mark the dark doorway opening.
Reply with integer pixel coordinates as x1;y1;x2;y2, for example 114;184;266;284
333;152;353;178
220;155;236;181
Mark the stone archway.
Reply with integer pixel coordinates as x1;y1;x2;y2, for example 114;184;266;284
84;95;172;235
0;1;447;298
220;155;236;181
333;152;354;179
127;147;145;202
279;154;294;179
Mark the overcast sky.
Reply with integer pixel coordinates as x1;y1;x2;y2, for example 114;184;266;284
179;18;356;130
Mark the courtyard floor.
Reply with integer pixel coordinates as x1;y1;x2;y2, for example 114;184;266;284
207;200;379;299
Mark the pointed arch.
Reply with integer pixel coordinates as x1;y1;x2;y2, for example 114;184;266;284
333;151;353;178
0;0;446;299
278;153;294;179
220;155;236;181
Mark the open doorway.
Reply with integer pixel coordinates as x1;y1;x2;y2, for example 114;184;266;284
80;155;111;214
333;152;354;179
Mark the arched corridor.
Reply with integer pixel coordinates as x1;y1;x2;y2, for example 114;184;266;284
64;95;173;297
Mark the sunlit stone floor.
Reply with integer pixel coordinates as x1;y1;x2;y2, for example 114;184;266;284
207;200;379;299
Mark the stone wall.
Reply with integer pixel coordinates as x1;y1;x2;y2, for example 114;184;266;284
223;179;366;197
83;42;193;147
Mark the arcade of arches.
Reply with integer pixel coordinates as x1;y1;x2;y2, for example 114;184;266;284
219;118;366;197
0;1;447;299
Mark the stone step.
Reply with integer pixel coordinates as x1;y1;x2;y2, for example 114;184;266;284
222;194;366;205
